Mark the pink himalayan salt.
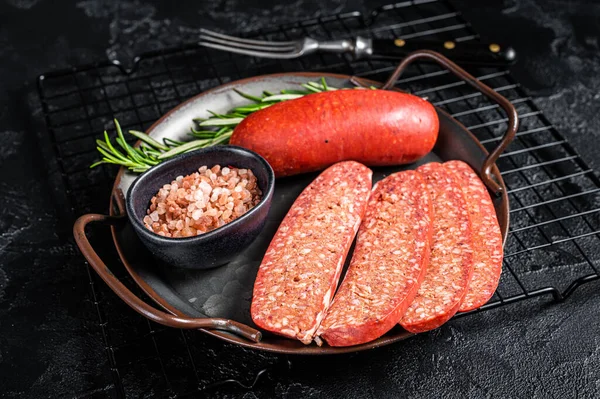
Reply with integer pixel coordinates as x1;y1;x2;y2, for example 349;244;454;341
143;165;262;238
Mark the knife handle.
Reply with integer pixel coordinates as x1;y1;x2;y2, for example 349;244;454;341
369;39;517;66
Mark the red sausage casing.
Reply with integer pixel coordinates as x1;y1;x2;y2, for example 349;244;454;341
231;90;439;177
251;161;372;344
400;162;474;333
317;171;433;347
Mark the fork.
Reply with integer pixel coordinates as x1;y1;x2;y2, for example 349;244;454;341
198;28;517;66
199;28;359;59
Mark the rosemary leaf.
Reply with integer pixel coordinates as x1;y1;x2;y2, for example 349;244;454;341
190;127;220;136
300;83;322;93
101;135;133;165
209;131;233;146
90;161;105;169
191;129;218;135
307;81;324;89
102;159;122;165
134;146;146;157
96;139;110;152
281;89;311;95
140;155;159;165
157;139;212;160
215;127;233;137
232;103;273;113
141;147;162;158
96;146;136;167
191;131;218;139
103;131;131;163
261;94;304;102
206;110;234;119
198;117;243;126
115;136;150;166
309;81;337;91
125;142;156;166
321;77;328;91
129;130;169;151
132;166;151;173
233;88;263;103
163;137;185;146
114;119;142;162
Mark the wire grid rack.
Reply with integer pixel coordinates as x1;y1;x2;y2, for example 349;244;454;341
36;0;600;396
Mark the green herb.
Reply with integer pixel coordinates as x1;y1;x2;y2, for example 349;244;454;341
90;78;342;173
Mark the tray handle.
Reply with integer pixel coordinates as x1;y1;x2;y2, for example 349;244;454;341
73;213;262;343
380;50;518;196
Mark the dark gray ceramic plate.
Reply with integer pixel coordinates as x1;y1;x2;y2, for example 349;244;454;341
75;60;517;354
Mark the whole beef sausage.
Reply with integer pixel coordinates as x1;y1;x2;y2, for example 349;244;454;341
251;161;372;344
317;170;433;347
400;162;474;333
230;90;439;177
444;160;503;312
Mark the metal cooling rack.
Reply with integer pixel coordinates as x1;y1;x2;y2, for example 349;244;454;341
36;0;600;396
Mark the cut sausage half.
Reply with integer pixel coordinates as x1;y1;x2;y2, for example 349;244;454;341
251;161;372;344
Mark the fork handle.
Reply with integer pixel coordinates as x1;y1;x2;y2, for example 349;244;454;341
368;38;517;66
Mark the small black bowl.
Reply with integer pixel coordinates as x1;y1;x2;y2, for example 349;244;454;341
126;145;275;269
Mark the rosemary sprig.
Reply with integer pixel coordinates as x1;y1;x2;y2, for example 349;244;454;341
90;78;340;173
90;119;218;172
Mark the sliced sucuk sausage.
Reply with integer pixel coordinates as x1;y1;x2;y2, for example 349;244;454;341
400;162;474;333
444;160;503;312
231;89;439;177
251;161;372;344
316;171;433;347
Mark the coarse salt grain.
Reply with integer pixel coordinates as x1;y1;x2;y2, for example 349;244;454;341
199;181;212;194
143;165;262;238
192;209;203;220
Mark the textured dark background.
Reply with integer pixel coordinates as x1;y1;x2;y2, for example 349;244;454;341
1;0;600;397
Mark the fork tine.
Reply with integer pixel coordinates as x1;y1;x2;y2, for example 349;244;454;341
199;34;298;52
198;41;304;59
199;28;297;47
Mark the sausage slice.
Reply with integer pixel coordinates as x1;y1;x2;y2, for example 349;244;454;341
400;162;474;333
445;160;503;312
317;170;433;347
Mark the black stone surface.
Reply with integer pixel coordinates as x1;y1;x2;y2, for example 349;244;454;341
1;0;600;397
